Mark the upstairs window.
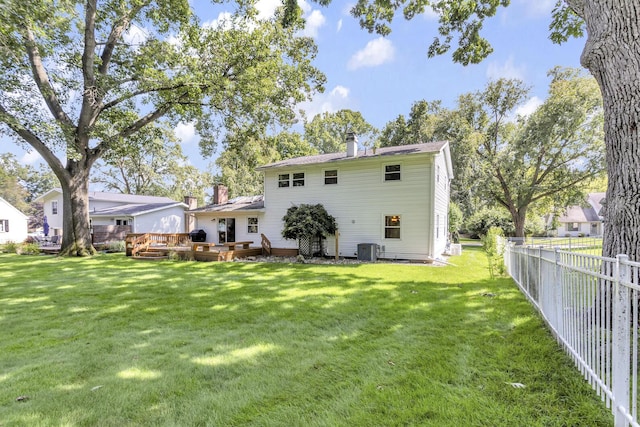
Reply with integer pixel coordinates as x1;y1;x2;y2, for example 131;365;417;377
0;219;8;232
116;219;129;226
384;164;401;181
247;217;259;233
292;172;305;187
52;200;58;215
324;170;338;185
278;174;290;188
384;215;401;239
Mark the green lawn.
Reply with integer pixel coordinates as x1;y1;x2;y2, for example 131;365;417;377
0;248;611;426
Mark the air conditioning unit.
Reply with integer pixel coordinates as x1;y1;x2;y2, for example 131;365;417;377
357;243;378;261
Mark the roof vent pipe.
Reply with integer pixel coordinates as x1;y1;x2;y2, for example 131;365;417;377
346;132;358;158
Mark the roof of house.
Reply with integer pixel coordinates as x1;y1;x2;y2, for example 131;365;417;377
90;202;187;217
0;197;29;219
256;141;449;170
35;188;176;204
558;192;606;223
189;195;264;213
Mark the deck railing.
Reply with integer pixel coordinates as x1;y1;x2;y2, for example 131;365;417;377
261;233;271;256
503;239;640;427
126;233;191;256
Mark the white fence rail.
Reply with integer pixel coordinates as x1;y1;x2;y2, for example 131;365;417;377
503;240;640;427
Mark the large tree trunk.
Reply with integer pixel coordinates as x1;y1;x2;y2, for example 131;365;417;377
59;162;96;256
579;1;640;260
511;208;527;239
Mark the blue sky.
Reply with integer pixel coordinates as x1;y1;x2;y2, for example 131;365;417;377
2;0;587;176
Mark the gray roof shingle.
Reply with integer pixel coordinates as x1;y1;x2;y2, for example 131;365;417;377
256;141;448;170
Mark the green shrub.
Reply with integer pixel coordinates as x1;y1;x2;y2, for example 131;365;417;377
482;227;505;278
105;240;126;253
18;242;41;255
3;241;19;253
465;207;514;238
448;202;463;243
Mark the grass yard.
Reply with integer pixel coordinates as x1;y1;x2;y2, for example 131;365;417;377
0;248;611;426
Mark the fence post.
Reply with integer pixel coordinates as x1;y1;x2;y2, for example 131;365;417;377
553;248;563;339
613;254;631;427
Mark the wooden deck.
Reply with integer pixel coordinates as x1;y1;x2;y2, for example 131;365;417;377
126;234;264;261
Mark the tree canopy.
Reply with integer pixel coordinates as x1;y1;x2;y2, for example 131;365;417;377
0;0;325;255
304;109;377;154
458;69;604;237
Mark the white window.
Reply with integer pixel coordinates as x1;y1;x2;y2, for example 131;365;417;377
278;174;290;188
247;217;258;234
384;215;401;239
568;222;580;232
52;201;58;215
437;165;440;183
116;219;129;226
436;215;440;238
292;172;305;187
324;170;338;185
384;164;401;181
0;219;8;232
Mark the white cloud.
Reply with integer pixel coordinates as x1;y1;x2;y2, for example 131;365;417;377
123;25;148;46
486;56;526;81
21;150;42;165
298;0;312;14
336;19;343;33
175;122;196;144
515;96;543;117
347;37;395;70
256;0;282;20
298;85;351;119
302;10;326;38
330;85;349;98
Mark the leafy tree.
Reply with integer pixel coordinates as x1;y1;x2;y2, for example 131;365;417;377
282;204;337;240
0;153;29;212
304;109;377;153
92;123;213;205
297;0;640;259
216;130;317;198
0;1;324;255
378;100;449;147
460;70;604;238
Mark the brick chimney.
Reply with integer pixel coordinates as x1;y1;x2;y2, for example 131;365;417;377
184;196;198;210
213;184;228;205
346;132;358;158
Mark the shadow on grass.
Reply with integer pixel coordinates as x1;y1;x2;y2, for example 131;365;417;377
0;249;612;426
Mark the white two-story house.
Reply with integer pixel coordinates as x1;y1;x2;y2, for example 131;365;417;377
190;136;453;261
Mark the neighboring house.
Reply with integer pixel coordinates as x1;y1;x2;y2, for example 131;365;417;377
190;136;454;261
0;197;29;244
34;189;191;240
554;192;606;237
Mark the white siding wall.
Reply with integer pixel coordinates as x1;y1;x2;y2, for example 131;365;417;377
133;207;186;233
41;192;64;234
0;199;29;244
432;151;451;256
194;212;264;245
261;153;442;260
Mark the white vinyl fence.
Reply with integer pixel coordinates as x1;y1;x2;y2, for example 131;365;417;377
503;239;640;427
